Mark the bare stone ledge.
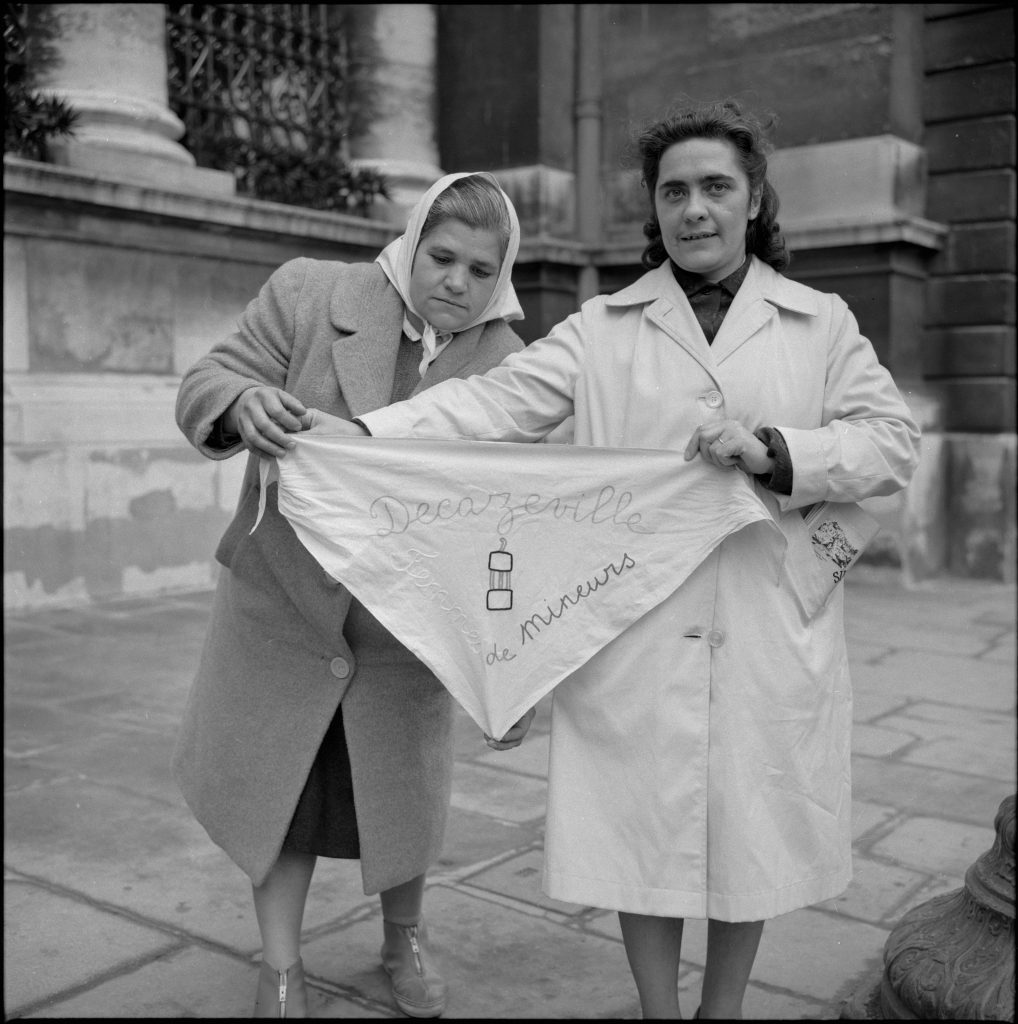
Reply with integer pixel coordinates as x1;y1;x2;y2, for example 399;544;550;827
3;156;396;251
3;372;181;447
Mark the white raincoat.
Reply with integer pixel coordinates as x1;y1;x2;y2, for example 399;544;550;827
359;256;921;920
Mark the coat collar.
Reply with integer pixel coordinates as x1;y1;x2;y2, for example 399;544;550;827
605;256;818;317
326;262;490;416
605;256;818;369
328;263;406;418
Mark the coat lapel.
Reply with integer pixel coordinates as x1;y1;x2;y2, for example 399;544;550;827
711;259;819;364
645;296;718;380
329;265;405;418
414;324;487;394
610;263;720;382
709;267;776;365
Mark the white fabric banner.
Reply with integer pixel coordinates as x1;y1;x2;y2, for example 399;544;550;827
258;434;780;738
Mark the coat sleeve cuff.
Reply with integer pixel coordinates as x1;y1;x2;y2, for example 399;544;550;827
207;416;243;451
753;426;793;495
357;405;416;437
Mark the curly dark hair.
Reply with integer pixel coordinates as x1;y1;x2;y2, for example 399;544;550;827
637;99;789;273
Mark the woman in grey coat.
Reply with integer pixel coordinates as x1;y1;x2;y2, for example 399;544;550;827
173;172;529;1018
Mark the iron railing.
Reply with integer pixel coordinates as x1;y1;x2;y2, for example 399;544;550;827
165;3;386;214
4;3;28;94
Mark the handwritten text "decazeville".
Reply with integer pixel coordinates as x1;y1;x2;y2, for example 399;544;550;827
369;486;654;538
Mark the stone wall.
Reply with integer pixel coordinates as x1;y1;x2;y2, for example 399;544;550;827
5;3;1014;611
3;158;394;611
921;5;1015;581
435;2;1015;584
923;2;1015;436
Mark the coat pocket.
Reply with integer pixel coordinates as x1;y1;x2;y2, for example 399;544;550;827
780;501;881;619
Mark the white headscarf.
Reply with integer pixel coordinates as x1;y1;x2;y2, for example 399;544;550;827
375;171;524;375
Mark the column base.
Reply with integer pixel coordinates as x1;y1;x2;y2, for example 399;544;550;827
47;139;235;196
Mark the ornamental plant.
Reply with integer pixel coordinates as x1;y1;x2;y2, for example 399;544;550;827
3;4;79;160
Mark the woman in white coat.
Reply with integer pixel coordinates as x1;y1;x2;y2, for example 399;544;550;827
319;100;921;1019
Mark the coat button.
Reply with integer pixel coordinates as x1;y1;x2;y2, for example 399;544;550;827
330;656;351;679
323;571;342;588
704;390;724;409
707;630;725;648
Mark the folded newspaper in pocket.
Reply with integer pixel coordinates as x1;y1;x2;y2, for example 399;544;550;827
783;501;881;618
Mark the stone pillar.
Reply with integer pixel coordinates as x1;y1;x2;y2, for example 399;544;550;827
349;4;444;227
574;4;603;305
432;4;582;342
842;794;1016;1020
34;3;231;194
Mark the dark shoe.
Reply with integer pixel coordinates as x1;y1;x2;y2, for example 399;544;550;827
381;919;447;1018
253;956;307;1018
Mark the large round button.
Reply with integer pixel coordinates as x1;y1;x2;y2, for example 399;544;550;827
330;656;351;679
706;629;725;648
704;390;723;409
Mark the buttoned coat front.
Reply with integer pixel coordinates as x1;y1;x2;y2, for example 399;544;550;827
172;257;523;890
360;257;921;920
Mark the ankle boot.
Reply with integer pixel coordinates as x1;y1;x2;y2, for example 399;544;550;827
253;956;307;1018
380;919;447;1018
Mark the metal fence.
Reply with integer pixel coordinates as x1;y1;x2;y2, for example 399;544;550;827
165;3;384;213
3;3;28;95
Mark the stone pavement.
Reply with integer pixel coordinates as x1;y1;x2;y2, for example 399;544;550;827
4;570;1016;1020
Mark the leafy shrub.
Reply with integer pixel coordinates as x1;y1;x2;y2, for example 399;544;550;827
195;131;389;218
3;4;79;160
166;4;389;217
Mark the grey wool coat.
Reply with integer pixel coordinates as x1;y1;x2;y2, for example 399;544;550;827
172;257;523;890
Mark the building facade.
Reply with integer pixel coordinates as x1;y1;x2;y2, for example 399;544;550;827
4;3;1015;612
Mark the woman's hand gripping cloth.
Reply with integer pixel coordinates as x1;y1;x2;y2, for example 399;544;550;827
256;433;781;739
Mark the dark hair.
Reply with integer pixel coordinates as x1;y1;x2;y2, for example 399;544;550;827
637;99;789;272
420;174;512;259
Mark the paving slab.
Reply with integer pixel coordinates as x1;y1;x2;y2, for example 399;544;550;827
26;947;286;1020
5;780;260;953
460;846;586;916
449;760;548;825
299;885;641;1019
851;755;1014;829
3;878;181;1017
850;799;898;843
673;910;891;1005
984;636;1017;664
8;722;182;805
435;804;542;876
849;682;912;722
816;855;932;926
900;727;1017;780
851;722;916;758
3;576;1015;1020
854;649;1016;711
868;815;998;879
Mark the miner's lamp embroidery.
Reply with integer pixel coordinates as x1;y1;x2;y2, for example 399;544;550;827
486;538;514;611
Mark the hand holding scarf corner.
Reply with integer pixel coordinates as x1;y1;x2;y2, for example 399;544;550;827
259;434;781;738
299;407;368;436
